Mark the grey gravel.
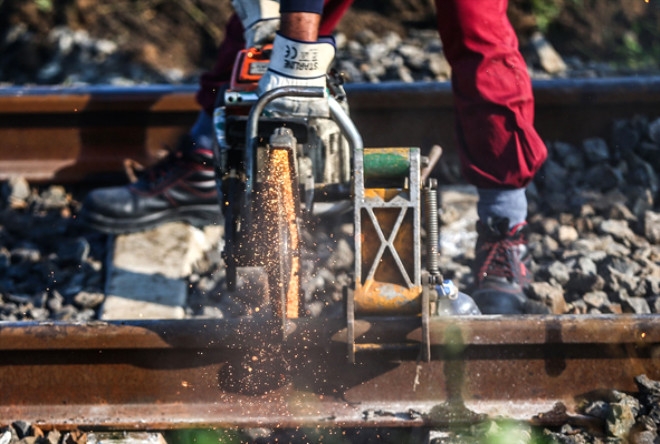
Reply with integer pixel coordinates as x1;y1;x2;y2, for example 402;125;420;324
0;20;641;88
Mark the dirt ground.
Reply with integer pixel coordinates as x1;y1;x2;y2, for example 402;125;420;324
1;0;659;79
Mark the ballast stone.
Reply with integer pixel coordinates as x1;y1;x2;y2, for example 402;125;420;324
100;222;222;320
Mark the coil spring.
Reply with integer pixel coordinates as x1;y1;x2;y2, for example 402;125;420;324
424;179;439;277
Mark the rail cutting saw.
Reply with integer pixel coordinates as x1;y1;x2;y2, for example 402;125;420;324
212;44;479;362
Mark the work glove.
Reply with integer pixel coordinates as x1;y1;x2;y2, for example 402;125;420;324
258;32;335;118
232;0;281;47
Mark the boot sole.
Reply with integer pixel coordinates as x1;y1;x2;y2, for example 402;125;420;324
471;287;551;315
81;204;222;234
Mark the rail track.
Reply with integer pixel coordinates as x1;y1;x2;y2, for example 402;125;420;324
3;76;660;183
2;315;660;431
1;77;660;437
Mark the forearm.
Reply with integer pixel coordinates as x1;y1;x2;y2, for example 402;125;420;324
280;0;323;41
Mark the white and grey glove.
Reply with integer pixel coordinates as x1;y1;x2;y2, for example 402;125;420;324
258;33;336;118
231;0;281;47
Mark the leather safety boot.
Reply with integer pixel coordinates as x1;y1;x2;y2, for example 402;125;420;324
80;135;221;234
470;218;550;314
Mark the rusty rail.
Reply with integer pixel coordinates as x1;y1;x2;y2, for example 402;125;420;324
1;315;658;430
2;77;660;183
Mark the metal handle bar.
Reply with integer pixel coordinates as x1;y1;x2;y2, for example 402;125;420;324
243;86;364;216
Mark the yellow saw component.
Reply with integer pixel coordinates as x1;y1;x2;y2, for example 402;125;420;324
355;279;423;314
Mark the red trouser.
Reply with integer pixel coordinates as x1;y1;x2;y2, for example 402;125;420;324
196;0;547;189
435;0;547;188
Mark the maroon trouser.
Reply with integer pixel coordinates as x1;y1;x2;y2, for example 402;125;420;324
196;0;547;189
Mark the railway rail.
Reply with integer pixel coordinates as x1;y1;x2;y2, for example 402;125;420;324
2;315;659;431
2;76;660;183
2;77;660;436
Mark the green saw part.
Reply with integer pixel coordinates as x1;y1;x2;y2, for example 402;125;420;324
363;148;417;180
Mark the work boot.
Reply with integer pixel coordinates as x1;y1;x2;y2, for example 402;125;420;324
80;135;220;234
470;218;550;314
257;32;336;118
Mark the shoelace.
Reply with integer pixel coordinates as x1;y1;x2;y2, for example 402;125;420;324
121;147;180;184
477;235;529;285
147;151;185;182
129;150;188;189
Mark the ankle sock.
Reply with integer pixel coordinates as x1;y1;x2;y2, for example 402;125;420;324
477;188;528;229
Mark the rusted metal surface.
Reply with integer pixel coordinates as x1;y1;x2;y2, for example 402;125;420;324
0;85;199;183
3;77;660;183
0;315;658;430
